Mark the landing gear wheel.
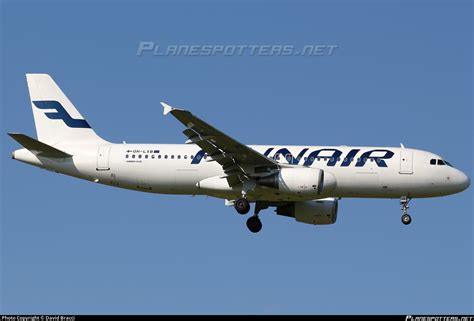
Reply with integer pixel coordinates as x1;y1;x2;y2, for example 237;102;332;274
246;216;262;233
401;214;412;225
234;198;250;215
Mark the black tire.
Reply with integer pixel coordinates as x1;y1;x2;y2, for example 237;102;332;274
246;216;262;233
234;198;250;215
401;214;412;225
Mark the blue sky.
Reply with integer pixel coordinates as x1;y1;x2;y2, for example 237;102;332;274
1;0;472;314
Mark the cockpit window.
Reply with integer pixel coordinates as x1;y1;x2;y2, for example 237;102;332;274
431;158;452;166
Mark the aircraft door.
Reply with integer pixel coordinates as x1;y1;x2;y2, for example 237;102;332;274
399;150;413;174
97;145;111;171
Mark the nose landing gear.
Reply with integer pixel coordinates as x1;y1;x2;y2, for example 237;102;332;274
400;196;412;225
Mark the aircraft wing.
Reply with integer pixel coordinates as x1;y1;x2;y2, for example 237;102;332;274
161;102;279;186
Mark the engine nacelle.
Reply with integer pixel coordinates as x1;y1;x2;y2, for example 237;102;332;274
258;168;336;196
276;199;338;225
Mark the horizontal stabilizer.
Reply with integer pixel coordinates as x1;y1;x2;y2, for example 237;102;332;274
8;133;72;158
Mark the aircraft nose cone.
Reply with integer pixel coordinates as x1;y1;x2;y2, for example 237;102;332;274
455;170;470;192
460;173;470;191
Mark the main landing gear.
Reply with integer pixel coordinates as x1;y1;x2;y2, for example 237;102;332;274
234;198;265;233
400;196;412;225
234;198;250;215
246;215;262;233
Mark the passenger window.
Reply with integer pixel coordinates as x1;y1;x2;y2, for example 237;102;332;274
430;159;436;165
125;154;129;159
190;155;194;159
158;155;161;159
171;155;174;159
138;155;142;159
184;155;188;159
132;154;135;159
164;155;168;159
178;155;181;159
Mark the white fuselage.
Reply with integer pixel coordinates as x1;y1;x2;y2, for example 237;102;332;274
12;143;470;202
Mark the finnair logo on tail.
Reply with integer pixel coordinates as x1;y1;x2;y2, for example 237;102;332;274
33;100;91;128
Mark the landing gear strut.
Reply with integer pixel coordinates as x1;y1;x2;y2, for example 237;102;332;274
234;198;250;215
400;196;412;225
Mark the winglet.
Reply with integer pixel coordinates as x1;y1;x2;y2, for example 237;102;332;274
400;143;405;148
161;102;175;115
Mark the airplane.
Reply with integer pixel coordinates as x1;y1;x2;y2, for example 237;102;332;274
9;74;470;233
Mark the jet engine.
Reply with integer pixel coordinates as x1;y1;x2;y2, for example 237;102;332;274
276;198;338;225
258;167;336;196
